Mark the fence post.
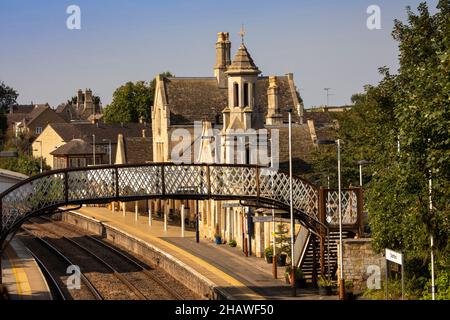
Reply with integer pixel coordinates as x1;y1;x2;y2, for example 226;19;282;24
255;165;260;201
161;164;166;197
206;165;211;197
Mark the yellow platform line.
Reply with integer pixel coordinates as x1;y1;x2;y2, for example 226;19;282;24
5;247;32;297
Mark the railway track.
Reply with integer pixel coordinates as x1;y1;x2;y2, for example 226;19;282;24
19;228;103;300
23;216;189;300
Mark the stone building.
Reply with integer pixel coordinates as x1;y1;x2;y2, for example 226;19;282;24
32;122;150;169
7;103;67;138
148;32;327;258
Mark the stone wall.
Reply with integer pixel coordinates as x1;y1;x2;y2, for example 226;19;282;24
338;238;385;293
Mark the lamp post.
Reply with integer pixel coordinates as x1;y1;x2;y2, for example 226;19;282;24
317;138;345;300
92;134;96;166
35;140;43;173
357;159;370;187
103;139;112;165
286;107;296;297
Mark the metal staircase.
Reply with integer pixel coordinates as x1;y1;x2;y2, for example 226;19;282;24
297;230;352;284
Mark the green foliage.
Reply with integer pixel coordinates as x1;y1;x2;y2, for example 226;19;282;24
318;275;333;287
0;81;18;113
264;246;273;257
103;72;173;124
0;155;49;176
0;81;19;141
310;1;449;298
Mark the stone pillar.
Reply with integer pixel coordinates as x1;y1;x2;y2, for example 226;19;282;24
135;201;138;221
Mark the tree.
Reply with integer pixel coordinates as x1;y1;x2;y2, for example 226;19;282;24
103;72;173;124
0;82;19;143
310;1;449;298
0;155;49;176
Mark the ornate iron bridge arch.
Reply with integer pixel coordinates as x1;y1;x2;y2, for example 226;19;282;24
0;163;363;252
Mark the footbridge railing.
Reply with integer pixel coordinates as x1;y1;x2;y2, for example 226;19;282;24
0;163;363;246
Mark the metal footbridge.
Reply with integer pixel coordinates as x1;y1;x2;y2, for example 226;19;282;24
0;163;364;281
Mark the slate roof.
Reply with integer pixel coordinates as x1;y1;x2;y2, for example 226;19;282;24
304;111;337;128
50;139;105;156
27;105;50;123
163;75;302;125
9;104;35;114
123;137;153;164
276;125;317;173
49;122;151;144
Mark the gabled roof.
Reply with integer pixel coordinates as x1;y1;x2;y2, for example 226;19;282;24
226;44;261;75
50;139;105;156
27;105;50;123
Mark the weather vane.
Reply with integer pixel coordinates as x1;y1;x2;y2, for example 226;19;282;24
239;24;245;44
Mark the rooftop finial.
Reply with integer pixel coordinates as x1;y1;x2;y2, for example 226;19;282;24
238;24;245;44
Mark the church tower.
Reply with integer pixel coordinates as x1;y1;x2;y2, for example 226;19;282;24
222;35;261;131
222;30;261;165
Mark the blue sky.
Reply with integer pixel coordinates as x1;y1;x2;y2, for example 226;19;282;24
0;0;439;108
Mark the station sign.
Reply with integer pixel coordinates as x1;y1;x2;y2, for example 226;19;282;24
222;203;242;208
252;216;273;223
385;248;403;265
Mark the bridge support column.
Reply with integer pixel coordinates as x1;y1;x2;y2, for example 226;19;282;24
122;202;126;217
148;200;152;226
112;201;115;213
135;201;138;222
181;204;185;237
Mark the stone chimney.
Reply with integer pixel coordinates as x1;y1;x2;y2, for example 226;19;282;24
84;89;94;115
214;32;231;88
266;76;283;125
76;89;83;112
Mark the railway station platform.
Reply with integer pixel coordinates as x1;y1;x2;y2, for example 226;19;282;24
70;206;336;300
1;239;52;300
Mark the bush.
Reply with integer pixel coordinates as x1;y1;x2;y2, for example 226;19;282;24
228;240;237;247
264;246;273;257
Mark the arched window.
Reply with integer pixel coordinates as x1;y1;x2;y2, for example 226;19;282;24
243;83;249;106
233;82;239;107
